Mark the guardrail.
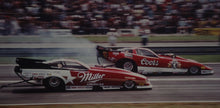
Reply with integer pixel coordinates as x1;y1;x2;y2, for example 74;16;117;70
0;46;219;57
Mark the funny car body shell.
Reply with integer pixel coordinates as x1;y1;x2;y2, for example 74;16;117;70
14;58;152;91
96;46;213;75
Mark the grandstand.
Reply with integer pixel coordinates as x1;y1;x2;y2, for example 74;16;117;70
0;0;219;35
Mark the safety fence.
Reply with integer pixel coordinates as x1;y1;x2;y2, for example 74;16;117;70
0;46;219;57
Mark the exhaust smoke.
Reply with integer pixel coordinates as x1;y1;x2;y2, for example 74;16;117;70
37;34;98;64
10;30;99;65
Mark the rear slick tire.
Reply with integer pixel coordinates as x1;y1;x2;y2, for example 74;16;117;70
116;60;138;72
44;77;65;91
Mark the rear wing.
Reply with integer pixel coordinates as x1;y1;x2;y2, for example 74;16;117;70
96;46;123;65
15;58;49;69
96;46;112;58
97;45;129;57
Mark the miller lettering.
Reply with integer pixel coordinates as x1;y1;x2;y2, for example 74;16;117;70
141;58;159;66
77;72;105;82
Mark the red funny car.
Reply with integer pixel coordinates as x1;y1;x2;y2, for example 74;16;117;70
14;58;152;91
97;46;214;75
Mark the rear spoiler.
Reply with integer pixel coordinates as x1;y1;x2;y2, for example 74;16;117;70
96;46;116;65
96;45;111;58
96;45;125;57
96;45;125;65
15;58;49;69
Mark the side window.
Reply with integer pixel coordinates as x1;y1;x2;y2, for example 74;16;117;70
124;49;133;53
49;62;64;69
63;61;88;70
128;49;133;53
137;49;157;57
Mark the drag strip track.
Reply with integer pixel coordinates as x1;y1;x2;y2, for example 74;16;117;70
0;64;220;105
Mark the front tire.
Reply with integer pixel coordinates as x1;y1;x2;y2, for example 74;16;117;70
123;80;136;90
188;66;201;75
43;77;65;91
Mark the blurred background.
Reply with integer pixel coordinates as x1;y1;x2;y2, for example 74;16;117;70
0;0;219;35
0;0;219;64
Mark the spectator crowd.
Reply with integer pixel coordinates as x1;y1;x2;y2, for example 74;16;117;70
0;0;219;35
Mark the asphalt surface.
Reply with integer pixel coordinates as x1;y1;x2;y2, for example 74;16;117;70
0;64;220;105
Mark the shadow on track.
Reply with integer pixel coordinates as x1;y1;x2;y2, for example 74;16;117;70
8;86;151;94
144;72;213;76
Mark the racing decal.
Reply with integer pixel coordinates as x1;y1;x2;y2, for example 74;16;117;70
201;66;206;70
63;76;76;84
22;71;32;77
32;72;46;76
108;57;116;61
113;52;119;56
87;82;104;86
138;66;187;74
168;60;181;69
77;72;105;83
103;51;108;58
125;76;136;80
66;86;93;90
124;53;133;58
141;58;159;66
201;70;214;74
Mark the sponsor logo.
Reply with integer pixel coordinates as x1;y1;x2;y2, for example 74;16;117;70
125;77;136;80
87;83;104;86
103;51;108;58
125;53;133;58
77;72;105;83
108;57;116;61
141;58;159;66
168;60;181;69
113;52;119;56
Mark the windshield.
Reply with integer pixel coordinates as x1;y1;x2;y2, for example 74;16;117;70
118;48;133;53
63;61;88;70
44;59;90;70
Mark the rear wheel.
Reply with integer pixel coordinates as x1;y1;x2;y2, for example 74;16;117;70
44;77;65;91
188;66;200;75
116;60;137;72
123;80;136;90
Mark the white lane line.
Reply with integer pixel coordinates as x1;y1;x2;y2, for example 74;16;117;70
0;80;35;83
1;101;220;106
149;78;220;81
0;64;16;66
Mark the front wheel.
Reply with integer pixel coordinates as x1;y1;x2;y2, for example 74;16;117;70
123;80;136;90
43;77;65;91
188;66;201;75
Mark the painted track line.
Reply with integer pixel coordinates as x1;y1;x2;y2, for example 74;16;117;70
1;101;220;106
0;80;36;83
149;78;220;81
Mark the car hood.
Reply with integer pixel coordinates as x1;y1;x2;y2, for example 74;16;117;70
90;66;147;79
159;55;199;63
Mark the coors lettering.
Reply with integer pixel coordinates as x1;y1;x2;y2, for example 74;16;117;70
141;58;159;66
